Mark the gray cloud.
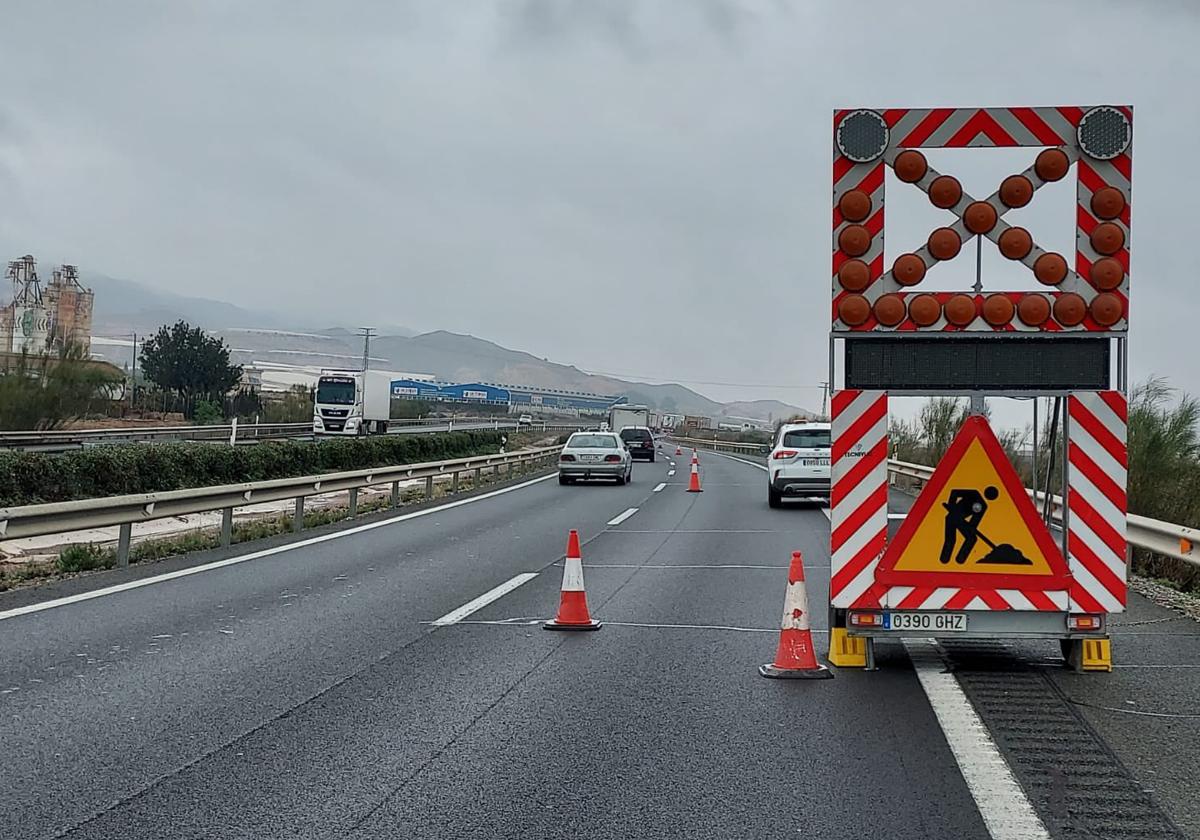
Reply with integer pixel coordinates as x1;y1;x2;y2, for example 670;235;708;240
0;0;1197;412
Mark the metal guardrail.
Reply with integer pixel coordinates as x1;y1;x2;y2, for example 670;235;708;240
0;445;562;566
680;437;1200;569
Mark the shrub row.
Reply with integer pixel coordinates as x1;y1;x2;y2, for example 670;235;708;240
0;431;503;507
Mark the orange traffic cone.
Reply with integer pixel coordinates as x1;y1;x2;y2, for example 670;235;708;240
675;445;682;456
691;449;699;466
544;529;601;631
686;462;703;493
760;552;832;679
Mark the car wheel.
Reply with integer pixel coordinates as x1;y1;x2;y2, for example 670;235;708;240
768;487;783;508
615;473;626;486
649;453;655;463
558;475;569;486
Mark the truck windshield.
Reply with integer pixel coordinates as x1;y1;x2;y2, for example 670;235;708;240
316;378;356;405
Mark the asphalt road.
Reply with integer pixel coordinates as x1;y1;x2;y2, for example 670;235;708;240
0;445;1196;838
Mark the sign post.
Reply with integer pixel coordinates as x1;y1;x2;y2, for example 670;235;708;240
826;106;1131;671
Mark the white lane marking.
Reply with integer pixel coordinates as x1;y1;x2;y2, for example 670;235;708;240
905;640;1051;840
606;507;639;526
821;507;832;521
0;473;558;623
563;563;792;569
445;618;811;634
669;461;676;467
667;470;676;477
652;482;667;493
430;573;539;626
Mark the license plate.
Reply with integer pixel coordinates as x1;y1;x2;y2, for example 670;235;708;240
803;458;830;466
884;612;968;632
580;454;602;462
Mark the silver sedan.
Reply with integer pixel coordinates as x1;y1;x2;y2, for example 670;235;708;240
558;432;633;485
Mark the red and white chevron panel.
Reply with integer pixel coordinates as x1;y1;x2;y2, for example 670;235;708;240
882;586;1069;612
1067;391;1128;613
832;106;1131;333
829;389;888;608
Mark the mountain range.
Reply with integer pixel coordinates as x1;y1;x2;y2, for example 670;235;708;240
79;271;812;422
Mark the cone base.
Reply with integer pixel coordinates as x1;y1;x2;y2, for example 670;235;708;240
544;619;602;631
759;662;833;680
686;488;703;493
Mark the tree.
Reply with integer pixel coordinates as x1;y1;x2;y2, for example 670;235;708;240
0;343;122;430
140;321;242;418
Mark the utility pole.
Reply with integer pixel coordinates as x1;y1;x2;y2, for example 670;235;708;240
819;380;830;419
357;327;376;372
129;332;138;413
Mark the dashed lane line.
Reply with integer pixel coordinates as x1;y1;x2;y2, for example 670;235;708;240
606;507;639;527
430;573;540;626
0;473;559;624
667;470;676;477
652;482;667;493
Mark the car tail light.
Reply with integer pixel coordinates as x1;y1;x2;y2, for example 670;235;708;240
604;454;621;462
560;454;576;462
848;611;882;627
773;449;798;460
1067;614;1103;631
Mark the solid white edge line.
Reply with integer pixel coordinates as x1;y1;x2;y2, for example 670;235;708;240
0;473;558;623
606;507;639;526
904;639;1051;840
430;573;539;626
652;482;667;493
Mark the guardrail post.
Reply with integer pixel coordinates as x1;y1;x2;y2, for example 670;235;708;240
508;461;514;479
220;507;233;547
117;523;131;568
293;497;304;533
474;466;482;487
391;480;400;508
425;475;434;500
452;471;460;494
348;487;358;518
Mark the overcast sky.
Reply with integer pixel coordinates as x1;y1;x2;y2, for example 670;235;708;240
1;0;1197;414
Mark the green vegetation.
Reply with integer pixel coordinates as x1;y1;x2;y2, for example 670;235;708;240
56;542;116;573
0;343;122;431
0;430;503;506
139;320;242;419
259;385;315;422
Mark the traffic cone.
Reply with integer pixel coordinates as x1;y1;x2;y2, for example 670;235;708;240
675;445;682;456
544;529;601;631
686;462;703;493
760;552;832;679
691;449;699;466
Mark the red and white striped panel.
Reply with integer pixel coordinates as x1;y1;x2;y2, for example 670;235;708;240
832;106;1131;333
829;389;888;608
883;586;1069;611
1067;391;1128;613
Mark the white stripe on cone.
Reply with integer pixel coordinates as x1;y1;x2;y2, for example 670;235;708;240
561;556;585;592
779;575;812;631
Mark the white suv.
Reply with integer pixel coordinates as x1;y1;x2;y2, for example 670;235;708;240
767;421;832;508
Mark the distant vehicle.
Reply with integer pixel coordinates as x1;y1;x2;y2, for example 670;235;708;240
558;431;633;485
609;405;650;432
618;426;656;462
767;421;832;507
313;369;392;436
517;414;534;425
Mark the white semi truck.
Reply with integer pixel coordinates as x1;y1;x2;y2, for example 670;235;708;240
313;369;392;436
609;405;651;432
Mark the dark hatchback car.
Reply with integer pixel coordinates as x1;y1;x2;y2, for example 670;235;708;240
619;426;656;462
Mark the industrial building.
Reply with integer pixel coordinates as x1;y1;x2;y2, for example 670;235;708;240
389;379;624;416
0;255;94;356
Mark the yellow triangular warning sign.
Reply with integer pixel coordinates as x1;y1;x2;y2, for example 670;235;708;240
878;416;1068;589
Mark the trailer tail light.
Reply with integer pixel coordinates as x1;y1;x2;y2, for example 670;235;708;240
604;455;621;462
560;454;576;462
773;449;798;460
848;610;882;627
1067;614;1103;632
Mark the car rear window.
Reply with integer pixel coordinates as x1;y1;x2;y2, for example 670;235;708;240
570;434;619;448
619;428;652;442
782;429;831;449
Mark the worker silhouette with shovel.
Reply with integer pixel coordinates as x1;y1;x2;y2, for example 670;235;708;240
940;486;1033;566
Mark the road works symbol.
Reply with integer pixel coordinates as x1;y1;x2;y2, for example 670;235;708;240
878;416;1068;590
